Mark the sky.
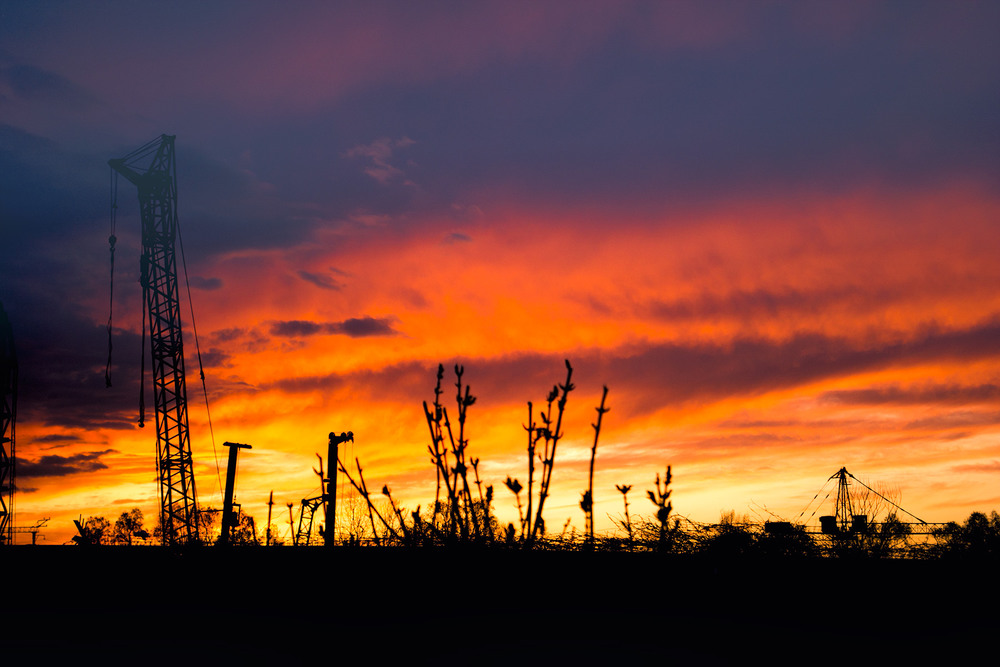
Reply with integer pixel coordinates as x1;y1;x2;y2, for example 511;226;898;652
1;0;998;546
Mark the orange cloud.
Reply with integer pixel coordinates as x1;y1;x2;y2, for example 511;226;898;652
16;182;1000;544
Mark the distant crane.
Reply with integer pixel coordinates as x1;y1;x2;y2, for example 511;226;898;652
293;451;329;546
324;431;353;545
109;135;198;545
0;302;17;546
295;495;324;546
295;432;353;546
819;466;926;536
12;518;49;546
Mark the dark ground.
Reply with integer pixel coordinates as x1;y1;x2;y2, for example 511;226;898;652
2;546;994;664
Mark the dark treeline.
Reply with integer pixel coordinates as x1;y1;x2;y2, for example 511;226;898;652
70;505;1000;561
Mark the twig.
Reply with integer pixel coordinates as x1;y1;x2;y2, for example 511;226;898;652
616;484;633;550
523;402;536;540
382;485;410;544
582;385;609;545
648;466;674;551
530;360;575;543
337;456;399;542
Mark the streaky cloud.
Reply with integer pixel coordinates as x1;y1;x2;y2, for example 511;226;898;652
33;433;80;444
16;450;116;478
345;136;416;185
188;275;223;291
263;318;1000;419
337;316;398;337
298;270;344;291
269;316;398;338
443;232;472;244
270;320;324;337
821;384;1000;407
950;461;1000;475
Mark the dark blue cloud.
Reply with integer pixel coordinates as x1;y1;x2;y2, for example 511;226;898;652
0;125;106;242
442;232;471;244
5;2;994;269
16;450;115;478
338;316;398;337
188;276;223;291
297;270;343;291
269;316;398;338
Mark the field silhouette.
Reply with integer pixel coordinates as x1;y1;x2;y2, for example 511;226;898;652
4;545;995;663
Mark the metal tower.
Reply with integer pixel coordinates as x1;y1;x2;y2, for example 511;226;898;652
832;466;855;533
110;135;198;545
0;302;17;545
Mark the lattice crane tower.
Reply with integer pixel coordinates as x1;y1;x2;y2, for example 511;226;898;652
109;135;198;545
0;302;17;545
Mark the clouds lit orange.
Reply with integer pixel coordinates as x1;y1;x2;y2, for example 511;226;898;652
1;1;997;545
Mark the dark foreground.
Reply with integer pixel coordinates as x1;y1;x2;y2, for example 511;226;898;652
3;546;994;664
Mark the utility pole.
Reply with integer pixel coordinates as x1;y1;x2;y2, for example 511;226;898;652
219;441;251;546
325;431;353;546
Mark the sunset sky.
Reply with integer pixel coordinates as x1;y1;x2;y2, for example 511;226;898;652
2;1;998;545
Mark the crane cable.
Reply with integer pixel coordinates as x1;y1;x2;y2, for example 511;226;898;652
176;218;225;503
339;437;352;541
107;167;148;427
105;168;118;388
845;470;927;524
138;298;146;427
794;476;834;524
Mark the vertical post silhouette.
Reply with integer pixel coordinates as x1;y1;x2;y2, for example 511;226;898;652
325;431;353;546
220;441;251;546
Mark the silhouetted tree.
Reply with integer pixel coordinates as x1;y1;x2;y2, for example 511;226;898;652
336;488;376;544
194;506;220;544
933;511;1000;558
112;508;145;546
693;514;822;558
757;522;820;558
151;506;218;545
73;515;110;546
698;511;757;557
860;512;912;558
266;523;286;546
225;509;260;546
